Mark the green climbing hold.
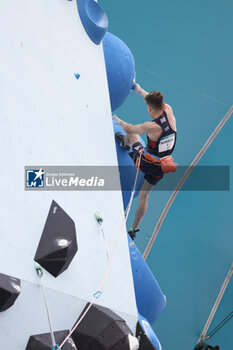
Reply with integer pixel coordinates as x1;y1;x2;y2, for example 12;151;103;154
94;212;103;224
34;262;43;277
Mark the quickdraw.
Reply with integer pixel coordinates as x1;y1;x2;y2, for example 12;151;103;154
52;345;61;350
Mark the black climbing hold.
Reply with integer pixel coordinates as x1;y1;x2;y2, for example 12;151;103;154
0;272;21;312
34;200;78;278
72;303;133;349
136;322;156;349
25;330;77;349
194;341;220;350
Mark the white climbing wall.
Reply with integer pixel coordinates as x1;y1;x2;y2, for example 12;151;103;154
0;0;138;348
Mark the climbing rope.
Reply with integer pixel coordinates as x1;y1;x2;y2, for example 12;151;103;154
59;152;143;348
206;311;233;339
35;263;57;348
198;262;233;343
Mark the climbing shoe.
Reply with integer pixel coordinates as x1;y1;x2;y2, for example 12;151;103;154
128;227;140;240
115;132;130;151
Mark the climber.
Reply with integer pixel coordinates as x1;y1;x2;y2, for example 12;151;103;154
113;82;177;240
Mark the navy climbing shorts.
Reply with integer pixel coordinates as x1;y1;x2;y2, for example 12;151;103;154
129;142;164;186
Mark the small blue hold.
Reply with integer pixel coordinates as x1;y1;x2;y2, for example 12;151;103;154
75;73;80;80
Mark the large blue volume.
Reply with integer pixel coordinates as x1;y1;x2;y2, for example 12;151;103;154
77;0;108;45
128;236;166;324
103;32;136;111
113;120;144;210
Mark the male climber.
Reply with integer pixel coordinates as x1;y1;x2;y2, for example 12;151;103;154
113;82;177;240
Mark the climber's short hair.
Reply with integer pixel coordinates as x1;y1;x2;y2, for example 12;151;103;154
145;90;164;111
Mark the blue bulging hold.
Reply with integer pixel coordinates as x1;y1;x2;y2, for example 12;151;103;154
113;121;144;210
77;0;108;45
138;313;162;350
128;236;166;324
103;32;136;111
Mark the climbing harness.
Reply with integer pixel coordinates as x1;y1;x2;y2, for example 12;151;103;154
135;149;177;174
35;262;56;349
59;152;143;348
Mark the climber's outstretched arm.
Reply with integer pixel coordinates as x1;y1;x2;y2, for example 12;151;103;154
132;81;148;99
112;115;159;135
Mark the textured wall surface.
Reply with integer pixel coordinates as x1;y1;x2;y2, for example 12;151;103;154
0;1;138;348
